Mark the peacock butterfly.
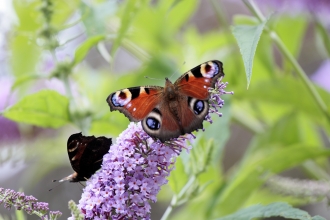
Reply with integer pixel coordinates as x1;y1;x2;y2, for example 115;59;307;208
106;60;224;142
58;133;112;182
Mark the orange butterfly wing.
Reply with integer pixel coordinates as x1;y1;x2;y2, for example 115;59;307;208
107;86;163;121
175;60;224;100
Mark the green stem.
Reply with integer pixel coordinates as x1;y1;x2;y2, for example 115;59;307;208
62;75;73;100
243;0;330;124
314;17;330;58
160;176;196;220
270;32;330;122
122;39;150;61
210;0;230;31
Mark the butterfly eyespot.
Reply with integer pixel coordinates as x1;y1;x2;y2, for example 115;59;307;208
111;94;123;107
111;90;132;107
193;100;205;115
146;117;161;130
200;62;220;78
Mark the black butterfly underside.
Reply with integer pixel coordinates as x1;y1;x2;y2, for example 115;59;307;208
59;133;112;182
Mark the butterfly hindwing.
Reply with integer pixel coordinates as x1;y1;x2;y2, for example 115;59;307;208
67;133;93;174
61;133;112;182
141;102;183;142
78;136;112;180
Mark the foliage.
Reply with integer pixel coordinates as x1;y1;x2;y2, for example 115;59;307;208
1;0;330;219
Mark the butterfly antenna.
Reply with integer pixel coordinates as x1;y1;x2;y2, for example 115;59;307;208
168;61;186;81
49;180;64;191
79;181;86;187
144;76;163;81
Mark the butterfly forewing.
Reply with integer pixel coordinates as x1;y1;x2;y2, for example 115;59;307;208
175;60;224;100
107;86;163;121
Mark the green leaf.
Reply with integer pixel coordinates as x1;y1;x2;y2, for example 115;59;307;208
72;35;106;65
255;112;323;149
274;15;307;58
167;0;198;32
231;17;269;88
11;75;45;91
3;90;69;128
203;96;231;158
111;0;139;56
51;0;80;26
15;210;26;220
234;77;330;126
90;111;128;137
216;202;325;220
168;157;188;194
80;1;117;36
11;0;42;77
213;146;330;217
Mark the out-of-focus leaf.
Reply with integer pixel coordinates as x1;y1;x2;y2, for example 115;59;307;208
111;56;177;90
11;1;41;77
213;146;330;217
111;0;140;56
168;157;188;194
171;165;224;220
234;77;330;126
216;202;325;220
129;0;197;54
254;112;322;150
90;111;128;136
246;188;308;208
183;28;236;64
231;17;269;88
166;0;198;32
80;1;117;36
252;32;275;82
3;90;69;128
73;35;106;65
12;75;45;91
274;15;307;58
231;101;265;133
15;209;26;220
11;0;79;77
203;96;231;158
51;0;80;26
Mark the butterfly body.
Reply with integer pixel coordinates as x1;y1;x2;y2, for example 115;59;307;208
60;133;112;182
107;60;224;142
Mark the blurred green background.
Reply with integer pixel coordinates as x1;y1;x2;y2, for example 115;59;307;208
0;0;330;219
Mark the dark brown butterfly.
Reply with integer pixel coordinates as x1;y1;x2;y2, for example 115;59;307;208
106;60;224;142
58;133;112;182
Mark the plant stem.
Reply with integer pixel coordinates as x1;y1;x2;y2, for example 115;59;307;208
243;0;330;124
270;32;330;123
160;176;196;220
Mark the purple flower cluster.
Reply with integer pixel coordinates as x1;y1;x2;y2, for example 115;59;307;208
77;77;232;219
78;122;192;219
206;79;233;124
0;187;62;219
